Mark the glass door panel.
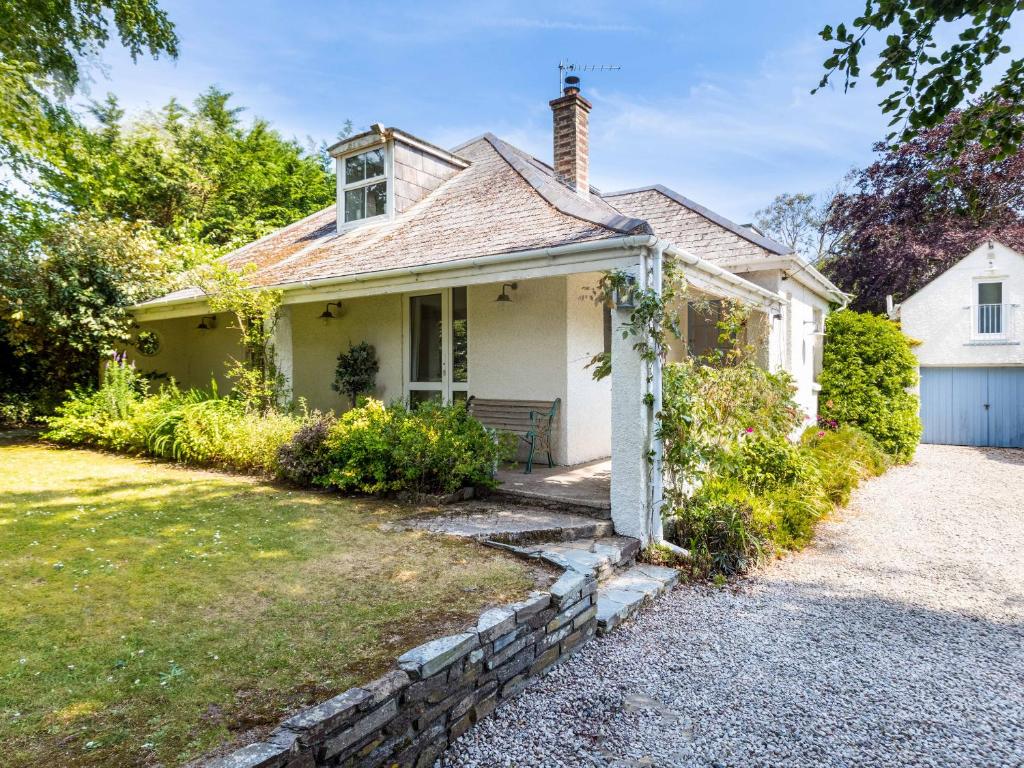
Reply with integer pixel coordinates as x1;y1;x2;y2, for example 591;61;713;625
451;287;468;400
409;292;444;405
406;288;469;405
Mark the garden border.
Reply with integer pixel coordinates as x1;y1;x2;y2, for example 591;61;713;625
206;565;599;767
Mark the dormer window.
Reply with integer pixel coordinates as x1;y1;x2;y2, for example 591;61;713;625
341;147;388;224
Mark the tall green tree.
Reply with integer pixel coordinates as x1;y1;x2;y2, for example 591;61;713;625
0;0;179;228
44;88;335;246
816;1;1024;159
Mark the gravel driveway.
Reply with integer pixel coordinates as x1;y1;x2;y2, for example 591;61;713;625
443;444;1024;767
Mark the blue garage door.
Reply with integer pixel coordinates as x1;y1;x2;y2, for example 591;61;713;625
920;367;1024;448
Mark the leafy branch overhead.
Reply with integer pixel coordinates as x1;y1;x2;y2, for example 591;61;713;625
816;1;1024;159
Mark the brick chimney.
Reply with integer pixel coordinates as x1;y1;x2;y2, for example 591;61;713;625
550;75;591;197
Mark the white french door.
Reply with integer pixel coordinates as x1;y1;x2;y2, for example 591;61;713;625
404;286;468;406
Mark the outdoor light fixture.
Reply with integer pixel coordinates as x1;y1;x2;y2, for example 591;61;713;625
196;315;216;330
319;302;343;320
614;274;637;309
495;283;517;303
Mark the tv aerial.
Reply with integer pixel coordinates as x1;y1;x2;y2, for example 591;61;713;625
558;61;621;93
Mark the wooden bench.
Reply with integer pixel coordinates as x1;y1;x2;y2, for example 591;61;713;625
467;397;561;473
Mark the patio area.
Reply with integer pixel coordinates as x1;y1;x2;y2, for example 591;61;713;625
493;459;611;517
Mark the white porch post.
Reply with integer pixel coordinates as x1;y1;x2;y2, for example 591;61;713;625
272;305;294;405
609;247;663;546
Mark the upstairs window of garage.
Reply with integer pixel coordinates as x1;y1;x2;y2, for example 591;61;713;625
977;282;1003;335
342;147;388;224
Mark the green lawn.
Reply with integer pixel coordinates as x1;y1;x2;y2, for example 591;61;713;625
0;439;536;767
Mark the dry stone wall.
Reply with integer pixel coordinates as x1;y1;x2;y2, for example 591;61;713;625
207;570;599;768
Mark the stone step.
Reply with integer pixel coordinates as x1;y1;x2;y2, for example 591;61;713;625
487;487;612;520
500;536;640;580
595;564;680;636
407;503;614;545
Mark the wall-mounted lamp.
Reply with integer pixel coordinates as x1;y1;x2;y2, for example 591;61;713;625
319;302;343;320
614;274;637;309
495;283;517;303
197;315;217;330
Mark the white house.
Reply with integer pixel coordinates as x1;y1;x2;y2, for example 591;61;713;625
899;240;1024;448
127;79;844;543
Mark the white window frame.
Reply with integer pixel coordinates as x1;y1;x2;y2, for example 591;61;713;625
402;287;469;406
972;276;1007;339
336;142;393;231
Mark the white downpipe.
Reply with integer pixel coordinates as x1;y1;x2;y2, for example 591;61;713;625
647;241;666;546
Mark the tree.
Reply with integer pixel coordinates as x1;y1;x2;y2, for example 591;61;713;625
0;216;184;410
754;190;844;264
333;342;380;406
0;0;179;237
43;88;335;247
816;1;1024;159
820;111;1024;312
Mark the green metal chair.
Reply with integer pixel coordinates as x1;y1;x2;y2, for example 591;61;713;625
523;398;560;474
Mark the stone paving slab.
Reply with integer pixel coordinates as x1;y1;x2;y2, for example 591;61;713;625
406;503;613;543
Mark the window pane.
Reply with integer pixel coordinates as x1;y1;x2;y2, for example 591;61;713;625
452;286;468;383
344;188;364;222
364;148;385;179
366;181;387;217
409;390;442;408
410;294;443;382
451;390;468;404
979;282;1002;305
344;154;365;184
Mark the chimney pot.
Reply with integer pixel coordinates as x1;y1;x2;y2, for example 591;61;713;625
549;77;591;197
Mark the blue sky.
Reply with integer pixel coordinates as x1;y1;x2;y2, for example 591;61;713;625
85;1;959;222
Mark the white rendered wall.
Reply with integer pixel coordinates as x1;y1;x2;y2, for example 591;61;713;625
564;273;612;464
290;294;404;413
127;313;242;393
737;268;827;428
901;241;1024;368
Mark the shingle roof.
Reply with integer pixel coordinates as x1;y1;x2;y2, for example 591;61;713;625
141;136;644;305
603;185;793;262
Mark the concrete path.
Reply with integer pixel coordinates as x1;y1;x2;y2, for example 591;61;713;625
443;445;1024;767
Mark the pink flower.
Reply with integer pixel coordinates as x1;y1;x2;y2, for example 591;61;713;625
817;430;826;438
745;427;754;433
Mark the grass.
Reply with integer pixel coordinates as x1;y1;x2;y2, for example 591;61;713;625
0;439;536;767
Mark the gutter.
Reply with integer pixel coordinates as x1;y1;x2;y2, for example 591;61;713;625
131;235;655;314
661;241;785;307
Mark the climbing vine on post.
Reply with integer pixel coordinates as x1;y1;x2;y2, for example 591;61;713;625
588;254;686;384
197;262;285;412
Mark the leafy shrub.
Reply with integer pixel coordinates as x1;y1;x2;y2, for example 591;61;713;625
661;359;801;491
801;425;889;505
720;432;817;493
392;401;509;494
818;310;921;462
0;393;45;426
665;425;888;579
671;478;764;577
45;358;301;473
43;355;147;450
318;399;507;495
277;412;336;485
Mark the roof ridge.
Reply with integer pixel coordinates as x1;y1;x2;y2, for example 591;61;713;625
603;184;793;256
483;133;650;236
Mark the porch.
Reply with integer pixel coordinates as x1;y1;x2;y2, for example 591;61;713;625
127;238;786;545
493;459;611;516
